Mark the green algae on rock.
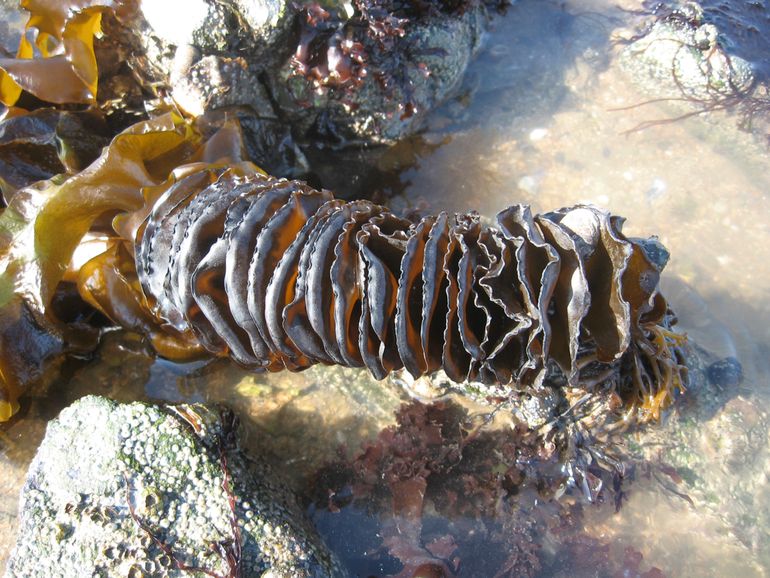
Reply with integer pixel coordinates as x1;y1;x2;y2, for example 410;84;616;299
5;395;342;577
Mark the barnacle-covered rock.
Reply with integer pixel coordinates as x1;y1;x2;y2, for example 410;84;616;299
5;396;342;577
620;2;754;102
107;170;686;420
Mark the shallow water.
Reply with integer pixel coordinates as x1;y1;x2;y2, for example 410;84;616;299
1;0;769;576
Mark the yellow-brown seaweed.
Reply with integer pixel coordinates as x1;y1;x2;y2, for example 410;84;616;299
0;112;253;420
0;0;118;106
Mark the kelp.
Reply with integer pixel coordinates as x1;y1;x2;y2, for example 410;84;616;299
0;108;687;422
0;111;258;420
0;0;124;106
0;0;142;108
117;169;686;421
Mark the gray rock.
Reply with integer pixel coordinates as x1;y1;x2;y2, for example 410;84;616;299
0;0;25;57
620;2;754;102
236;113;311;179
116;0;296;117
111;0;487;147
268;5;487;145
5;396;342;577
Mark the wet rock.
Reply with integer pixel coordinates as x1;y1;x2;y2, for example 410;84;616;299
111;0;295;117
110;0;486;148
236;112;311;179
169;54;277;119
706;356;743;388
269;4;487;145
0;0;24;57
620;2;754;103
5;396;341;577
0;109;113;203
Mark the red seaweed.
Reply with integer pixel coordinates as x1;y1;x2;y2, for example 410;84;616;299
309;399;668;577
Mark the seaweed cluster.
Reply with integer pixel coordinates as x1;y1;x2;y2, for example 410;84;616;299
310;399;666;577
0;0;686;423
291;2;372;95
113;164;686;420
0;0;161;211
0;113;212;420
0;0;124;107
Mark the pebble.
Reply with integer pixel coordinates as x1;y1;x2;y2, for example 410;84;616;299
707;357;744;388
529;127;549;141
517;175;539;195
646;177;667;202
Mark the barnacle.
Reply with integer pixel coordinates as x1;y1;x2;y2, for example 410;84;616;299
106;170;686;419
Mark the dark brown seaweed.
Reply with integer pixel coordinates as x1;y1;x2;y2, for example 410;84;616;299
128;170;685;418
0;110;686;422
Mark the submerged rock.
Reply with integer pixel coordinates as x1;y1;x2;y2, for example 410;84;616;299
620;2;754;103
5;396;341;577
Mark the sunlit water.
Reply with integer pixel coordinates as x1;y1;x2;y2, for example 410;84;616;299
2;0;769;576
